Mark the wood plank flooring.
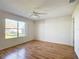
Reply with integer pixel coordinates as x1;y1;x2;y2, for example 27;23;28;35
0;40;75;59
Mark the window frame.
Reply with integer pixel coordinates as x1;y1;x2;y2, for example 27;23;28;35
5;18;26;39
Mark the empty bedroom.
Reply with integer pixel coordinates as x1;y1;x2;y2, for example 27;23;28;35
0;0;79;59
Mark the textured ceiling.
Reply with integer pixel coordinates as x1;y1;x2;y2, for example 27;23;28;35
0;0;79;20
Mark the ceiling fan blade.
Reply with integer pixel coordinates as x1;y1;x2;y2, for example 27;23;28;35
29;13;39;17
32;11;46;15
29;13;34;17
37;12;46;14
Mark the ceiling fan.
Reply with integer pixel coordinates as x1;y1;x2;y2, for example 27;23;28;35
30;8;47;18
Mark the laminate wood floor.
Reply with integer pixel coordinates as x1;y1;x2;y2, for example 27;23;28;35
0;40;75;59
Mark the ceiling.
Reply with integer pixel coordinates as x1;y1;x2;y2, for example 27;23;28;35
0;0;79;20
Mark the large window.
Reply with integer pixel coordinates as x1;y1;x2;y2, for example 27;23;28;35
5;18;26;39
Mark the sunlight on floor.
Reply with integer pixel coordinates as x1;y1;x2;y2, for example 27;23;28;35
4;49;27;59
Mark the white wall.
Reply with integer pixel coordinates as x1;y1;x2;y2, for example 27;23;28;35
0;10;34;50
73;3;79;58
35;16;73;46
